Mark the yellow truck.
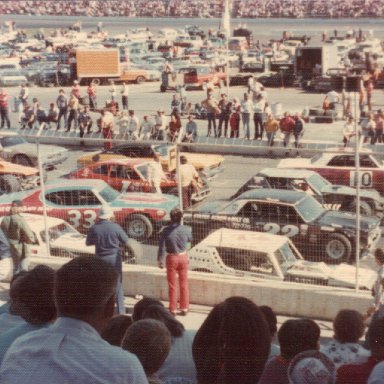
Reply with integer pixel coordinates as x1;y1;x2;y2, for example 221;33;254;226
74;49;149;85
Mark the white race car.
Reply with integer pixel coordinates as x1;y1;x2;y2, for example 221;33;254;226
189;228;376;290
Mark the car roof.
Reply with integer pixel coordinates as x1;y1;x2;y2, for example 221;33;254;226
324;146;372;154
0;213;65;229
91;158;147;167
236;188;306;204
200;228;287;251
258;168;318;178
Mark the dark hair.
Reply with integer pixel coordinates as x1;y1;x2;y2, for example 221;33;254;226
369;317;384;352
132;297;164;322
170;208;183;224
333;309;364;343
55;256;118;318
122;319;171;375
259;305;277;337
10;265;56;325
142;304;185;338
278;319;320;360
193;296;270;384
101;315;133;346
180;155;188;164
375;248;384;265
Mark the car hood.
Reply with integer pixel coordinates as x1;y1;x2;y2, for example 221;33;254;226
8;143;68;158
51;233;95;255
182;153;224;170
191;200;226;214
0;160;38;176
111;192;179;211
317;210;380;231
320;184;383;200
278;158;312;168
287;260;376;289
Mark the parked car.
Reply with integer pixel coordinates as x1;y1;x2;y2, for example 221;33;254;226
278;147;384;195
189;228;376;289
0;179;179;241
0;132;69;169
0;213;142;263
68;158;211;203
76;142;224;179
0;70;28;87
310;68;347;92
184;189;381;264
231;168;384;218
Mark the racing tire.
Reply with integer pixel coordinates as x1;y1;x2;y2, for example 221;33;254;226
12;154;33;167
92;78;101;86
324;233;352;264
136;76;145;84
121;238;143;264
347;200;373;217
125;214;153;241
160;84;167;93
0;175;21;193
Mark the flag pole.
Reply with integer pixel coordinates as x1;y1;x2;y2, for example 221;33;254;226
222;0;230;97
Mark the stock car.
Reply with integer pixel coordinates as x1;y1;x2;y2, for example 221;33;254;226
189;229;376;290
0;179;179;241
230;168;384;218
67;158;211;203
184;189;381;264
278;147;384;195
76;142;224;179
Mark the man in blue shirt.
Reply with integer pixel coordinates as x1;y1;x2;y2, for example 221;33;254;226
86;206;129;314
0;257;148;384
158;208;192;316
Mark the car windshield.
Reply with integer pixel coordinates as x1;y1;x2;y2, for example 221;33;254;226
98;185;120;203
41;222;78;243
153;144;169;157
307;174;330;192
0;136;26;147
310;153;322;164
295;195;325;222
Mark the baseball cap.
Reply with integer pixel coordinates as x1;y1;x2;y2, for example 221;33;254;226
11;200;23;207
99;206;114;220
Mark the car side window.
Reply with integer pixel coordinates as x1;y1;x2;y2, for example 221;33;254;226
93;165;109;175
45;192;64;205
268;177;289;189
239;202;262;220
360;155;377;168
77;191;100;206
109;165;124;179
328;155;355;167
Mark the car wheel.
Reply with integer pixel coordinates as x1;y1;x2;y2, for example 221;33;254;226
347;200;373;216
125;214;153;241
324;233;352;263
12;154;32;167
136;76;145;84
121;238;143;264
0;175;21;193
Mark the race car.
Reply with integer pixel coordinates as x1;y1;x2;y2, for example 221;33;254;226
0;179;179;241
67;158;211;203
189;228;376;290
230;168;384;218
76;142;224;179
278;147;384;195
184;189;381;264
0;213;142;262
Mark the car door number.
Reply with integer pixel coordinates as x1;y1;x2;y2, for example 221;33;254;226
350;171;373;187
68;209;97;229
263;223;299;237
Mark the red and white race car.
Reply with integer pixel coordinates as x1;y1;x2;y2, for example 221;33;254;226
0;179;179;241
278;147;384;195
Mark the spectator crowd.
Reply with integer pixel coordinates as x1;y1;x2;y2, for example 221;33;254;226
1;0;384;18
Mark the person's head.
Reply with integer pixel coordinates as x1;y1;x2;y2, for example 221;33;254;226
142;304;185;338
278;319;320;361
122;319;172;375
49;102;54;108
73;80;78;85
55;256;118;330
170;208;183;224
84;105;89;113
157;109;164;115
193;296;270;384
287;350;336;384
9;265;56;325
369;316;384;358
101;314;133;346
99;205;114;221
143;115;148;121
59;89;64;95
243;92;248;100
375;248;384;266
284;111;290;118
132;297;164;322
259;305;277;339
180;155;188;165
333;309;364;343
188;115;194;122
10;199;24;214
221;93;227;99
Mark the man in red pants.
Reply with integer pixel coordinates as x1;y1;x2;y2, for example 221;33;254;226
157;208;192;316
